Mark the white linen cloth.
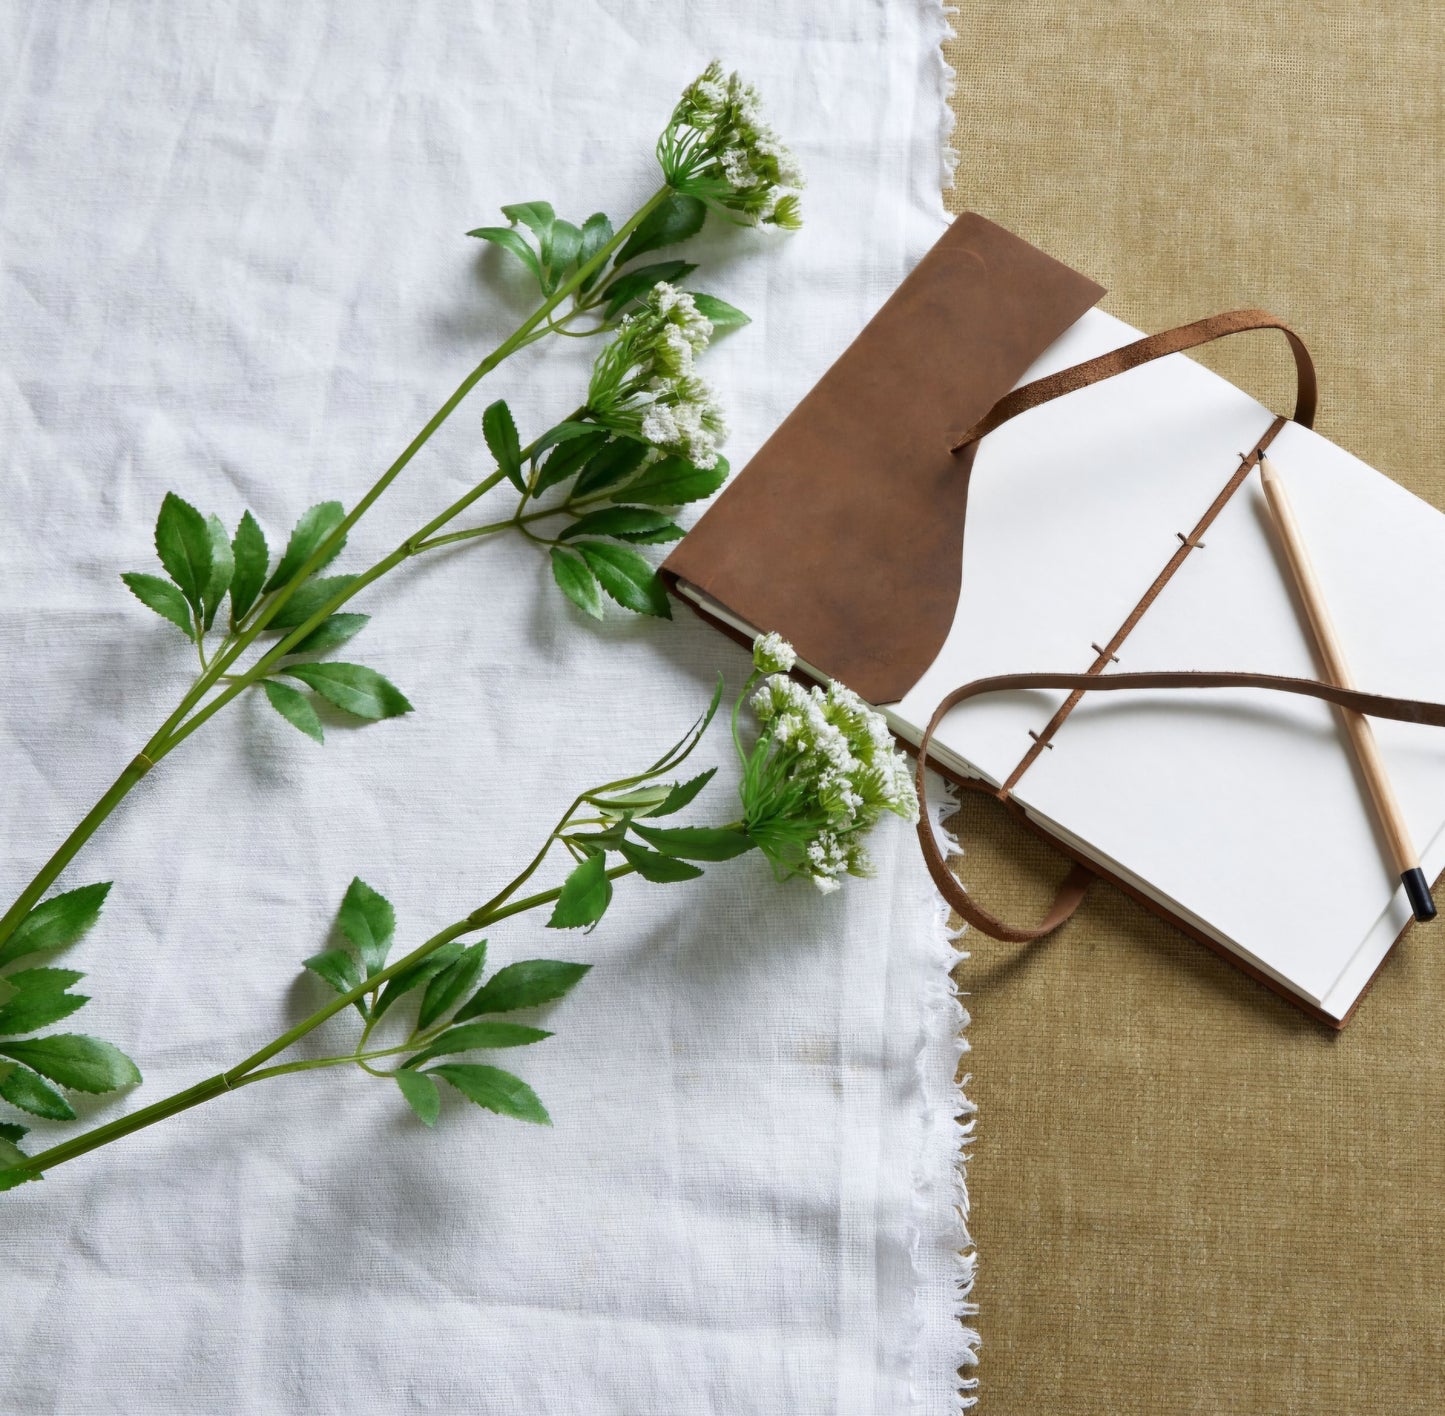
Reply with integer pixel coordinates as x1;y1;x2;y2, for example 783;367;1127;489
0;4;971;1412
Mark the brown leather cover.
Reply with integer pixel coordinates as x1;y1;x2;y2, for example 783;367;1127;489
661;213;1105;705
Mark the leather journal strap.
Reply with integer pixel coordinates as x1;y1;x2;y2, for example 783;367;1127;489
917;308;1413;941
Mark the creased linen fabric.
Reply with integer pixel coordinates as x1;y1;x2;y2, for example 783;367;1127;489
0;4;966;1413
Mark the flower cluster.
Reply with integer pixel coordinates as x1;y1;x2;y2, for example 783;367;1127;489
586;282;727;468
739;635;918;893
658;61;805;229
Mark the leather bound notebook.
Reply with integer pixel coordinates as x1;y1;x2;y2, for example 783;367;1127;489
663;213;1445;1027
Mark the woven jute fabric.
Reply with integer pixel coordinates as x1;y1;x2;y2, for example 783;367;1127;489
943;6;1444;1412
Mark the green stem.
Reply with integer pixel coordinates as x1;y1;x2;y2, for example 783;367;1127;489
6;863;638;1183
0;188;671;953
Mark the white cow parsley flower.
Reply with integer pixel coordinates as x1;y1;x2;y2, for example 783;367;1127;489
752;631;797;675
659;62;805;229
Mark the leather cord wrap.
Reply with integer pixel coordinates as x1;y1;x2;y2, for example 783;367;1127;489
950;309;1318;451
916;671;1445;940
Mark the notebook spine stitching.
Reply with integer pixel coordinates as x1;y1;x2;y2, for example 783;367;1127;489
996;415;1290;798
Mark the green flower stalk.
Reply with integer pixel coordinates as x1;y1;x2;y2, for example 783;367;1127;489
0;65;803;1095
0;660;912;1192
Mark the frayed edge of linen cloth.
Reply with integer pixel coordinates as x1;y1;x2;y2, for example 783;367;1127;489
936;5;961;190
909;774;980;1411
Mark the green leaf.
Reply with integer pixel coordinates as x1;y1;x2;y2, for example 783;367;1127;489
0;1122;27;1144
261;680;325;744
371;942;466;1022
0;1035;141;1094
287;613;369;656
0;978;88;1036
394;1069;440;1126
530;420;603;460
201;514;235;631
337;877;395;977
616;839;705;883
0;1154;35;1191
0;1064;75;1120
575;542;672;618
405;1021;551;1069
548;854;613;930
689;292;751;331
615;192;707;267
0;882;111;971
650;768;718;817
549;548;604;620
559;507;683;545
630;823;756;861
534;430;609;494
601;260;698;319
500;200;555;241
572;437;650;498
483;399;525;493
427;1064;551;1125
547;218;582;279
619;453;729;506
267;574;358;630
229;510;269;621
577;212;614;291
453;960;591;1020
589;784;672;813
468;226;543;287
154;492;213;611
417;941;487;1031
120;573;195;640
302;947;362;998
264;501;346;593
280;663;412;721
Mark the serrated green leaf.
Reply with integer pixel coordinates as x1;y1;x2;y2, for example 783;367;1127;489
120;572;195;640
267;574;358;630
649;768;718;817
619;453;729;506
201;514;234;631
302;947;362;998
483;399;525;493
689;292;751;330
0;1035;140;1094
280;662;412;721
261;679;324;744
0;1064;75;1120
575;542;671;618
549;547;604;620
547;218;582;279
534;430;608;494
394;1069;440;1126
548;854;612;930
616;839;705;883
559;507;683;545
404;1021;551;1070
500;200;555;240
417;941;486;1030
264;501;346;593
0;981;88;1036
0;1159;36;1191
287;613;369;656
615;192;707;267
154;492;213;611
427;1063;551;1125
453;960;592;1020
601;260;698;319
229;510;269;622
372;942;467;1022
630;823;756;861
572;437;650;498
468;226;543;287
577;212;614;292
337;877;395;977
0;883;111;972
0;1121;27;1144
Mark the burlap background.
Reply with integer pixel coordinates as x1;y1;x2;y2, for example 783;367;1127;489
942;6;1444;1412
